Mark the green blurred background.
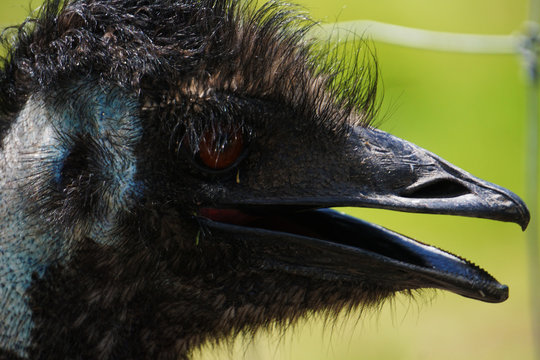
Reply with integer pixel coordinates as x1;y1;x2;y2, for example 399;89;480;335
1;0;535;359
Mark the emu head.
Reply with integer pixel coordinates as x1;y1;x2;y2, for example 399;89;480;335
0;0;529;359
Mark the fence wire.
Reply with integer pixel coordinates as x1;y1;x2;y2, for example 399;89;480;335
315;20;520;53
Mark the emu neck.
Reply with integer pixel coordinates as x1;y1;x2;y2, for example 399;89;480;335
0;98;63;357
0;85;141;357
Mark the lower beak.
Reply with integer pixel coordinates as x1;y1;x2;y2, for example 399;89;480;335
198;207;509;303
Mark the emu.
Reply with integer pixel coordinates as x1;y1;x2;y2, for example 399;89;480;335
0;0;529;359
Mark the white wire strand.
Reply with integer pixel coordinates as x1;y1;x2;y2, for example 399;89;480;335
313;20;521;54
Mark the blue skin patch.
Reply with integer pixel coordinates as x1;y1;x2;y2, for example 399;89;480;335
0;82;144;356
54;85;144;211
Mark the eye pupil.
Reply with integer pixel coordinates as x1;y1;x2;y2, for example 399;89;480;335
198;128;244;170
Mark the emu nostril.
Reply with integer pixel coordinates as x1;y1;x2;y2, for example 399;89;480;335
401;179;470;199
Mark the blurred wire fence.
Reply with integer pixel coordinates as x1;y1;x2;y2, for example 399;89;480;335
313;4;540;359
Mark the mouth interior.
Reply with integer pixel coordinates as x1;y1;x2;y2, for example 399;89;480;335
199;207;429;268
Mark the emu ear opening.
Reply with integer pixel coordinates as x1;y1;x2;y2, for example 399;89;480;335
13;85;144;240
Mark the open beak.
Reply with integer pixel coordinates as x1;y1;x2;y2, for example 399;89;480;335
196;126;529;303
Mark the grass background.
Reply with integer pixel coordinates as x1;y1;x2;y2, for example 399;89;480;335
1;0;535;359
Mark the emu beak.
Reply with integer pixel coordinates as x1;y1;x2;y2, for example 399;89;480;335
338;127;529;229
197;126;529;303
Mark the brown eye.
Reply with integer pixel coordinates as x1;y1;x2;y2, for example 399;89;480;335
197;127;245;170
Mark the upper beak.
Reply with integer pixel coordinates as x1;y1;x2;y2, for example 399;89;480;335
222;126;529;230
341;127;529;229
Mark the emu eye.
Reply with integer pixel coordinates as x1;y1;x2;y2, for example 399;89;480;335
196;127;245;170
